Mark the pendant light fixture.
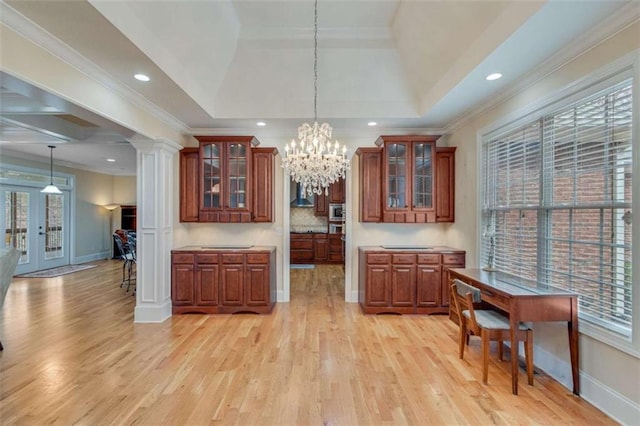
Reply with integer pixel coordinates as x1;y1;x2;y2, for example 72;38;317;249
281;0;349;198
41;145;62;194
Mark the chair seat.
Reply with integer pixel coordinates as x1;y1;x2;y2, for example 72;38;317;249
463;309;529;331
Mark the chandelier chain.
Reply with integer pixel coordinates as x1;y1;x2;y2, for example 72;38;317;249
281;0;349;198
313;0;318;123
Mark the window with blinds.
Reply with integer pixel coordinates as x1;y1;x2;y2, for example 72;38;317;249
481;77;633;337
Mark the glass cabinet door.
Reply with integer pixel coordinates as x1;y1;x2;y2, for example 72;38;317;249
386;142;407;209
413;142;434;209
202;142;222;208
227;143;248;209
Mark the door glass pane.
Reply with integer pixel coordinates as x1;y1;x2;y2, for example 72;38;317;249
413;143;433;208
5;191;29;263
387;143;406;208
44;194;64;260
228;143;247;209
202;143;221;208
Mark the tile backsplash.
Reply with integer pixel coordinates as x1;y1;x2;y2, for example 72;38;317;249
290;207;327;233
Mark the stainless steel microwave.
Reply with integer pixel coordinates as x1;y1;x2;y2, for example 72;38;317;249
329;203;345;221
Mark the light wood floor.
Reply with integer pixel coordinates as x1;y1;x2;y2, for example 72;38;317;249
0;260;615;425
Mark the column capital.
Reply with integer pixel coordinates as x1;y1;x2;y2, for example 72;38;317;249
129;137;183;154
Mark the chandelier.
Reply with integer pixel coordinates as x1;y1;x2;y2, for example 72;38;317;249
282;0;349;198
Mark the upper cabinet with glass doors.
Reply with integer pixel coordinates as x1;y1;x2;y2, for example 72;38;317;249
357;135;455;223
381;135;436;223
178;136;277;223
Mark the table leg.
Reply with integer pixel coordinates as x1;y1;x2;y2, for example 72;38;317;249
568;297;580;395
510;314;519;395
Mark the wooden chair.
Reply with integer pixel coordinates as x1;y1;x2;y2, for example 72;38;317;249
451;278;534;387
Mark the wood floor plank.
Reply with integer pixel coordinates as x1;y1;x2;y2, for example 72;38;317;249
0;260;616;425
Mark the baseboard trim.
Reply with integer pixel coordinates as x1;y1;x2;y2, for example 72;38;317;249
534;343;639;424
134;300;172;323
73;251;110;264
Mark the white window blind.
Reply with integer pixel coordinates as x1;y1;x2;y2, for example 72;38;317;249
482;121;541;280
481;77;633;336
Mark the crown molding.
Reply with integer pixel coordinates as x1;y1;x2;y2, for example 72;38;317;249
0;2;190;135
445;4;640;133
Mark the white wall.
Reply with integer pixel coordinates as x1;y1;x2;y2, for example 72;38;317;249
444;22;640;424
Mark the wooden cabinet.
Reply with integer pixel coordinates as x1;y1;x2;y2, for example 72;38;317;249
440;253;466;307
252;148;277;222
356;139;456;223
198;136;252;223
179;136;276;223
328;234;344;263
356;148;383;222
358;247;465;314
314;180;345;216
313;234;328;261
380;135;437;223
290;234;314;263
328;179;345;203
290;233;337;264
180;148;200;222
436;147;456;223
314;192;328;216
171;248;276;314
391;254;416;310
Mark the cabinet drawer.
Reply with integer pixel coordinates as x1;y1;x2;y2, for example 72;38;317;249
172;253;194;264
479;288;509;311
392;254;415;264
417;254;440;264
221;253;245;264
366;254;390;264
291;234;313;239
291;240;313;250
196;254;219;264
247;253;269;264
442;253;465;265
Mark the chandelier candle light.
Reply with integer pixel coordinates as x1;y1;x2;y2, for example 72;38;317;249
282;0;349;198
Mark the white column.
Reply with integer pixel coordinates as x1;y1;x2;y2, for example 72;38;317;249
129;138;182;323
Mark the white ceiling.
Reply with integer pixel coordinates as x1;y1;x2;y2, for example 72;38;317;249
0;0;636;175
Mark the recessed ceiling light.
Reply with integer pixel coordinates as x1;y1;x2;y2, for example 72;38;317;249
134;73;150;82
368;121;377;126
256;121;266;127
486;73;502;81
106;158;116;162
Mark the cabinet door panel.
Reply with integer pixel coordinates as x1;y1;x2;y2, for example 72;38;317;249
201;142;223;210
357;148;383;222
441;265;464;307
385;142;409;210
196;264;219;305
180;148;200;222
416;265;441;307
436;148;456;222
314;238;328;261
221;264;244;305
366;265;390;306
252;148;275;222
246;264;269;306
391;265;415;307
329;179;345;203
412;142;435;210
172;264;194;305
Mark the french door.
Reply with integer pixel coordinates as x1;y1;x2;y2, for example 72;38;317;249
2;186;70;275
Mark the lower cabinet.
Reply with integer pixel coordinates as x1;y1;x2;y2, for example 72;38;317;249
291;233;343;264
172;248;276;314
358;247;465;314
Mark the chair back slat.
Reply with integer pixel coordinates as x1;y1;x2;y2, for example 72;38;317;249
452;279;481;334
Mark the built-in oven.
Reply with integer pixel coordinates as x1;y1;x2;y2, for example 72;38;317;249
329;223;344;234
329;203;345;221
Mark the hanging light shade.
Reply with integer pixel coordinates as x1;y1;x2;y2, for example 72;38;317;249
282;0;349;198
41;145;62;194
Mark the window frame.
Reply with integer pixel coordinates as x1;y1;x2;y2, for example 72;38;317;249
477;51;640;357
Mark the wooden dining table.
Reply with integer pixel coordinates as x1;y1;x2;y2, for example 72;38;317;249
448;268;580;395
